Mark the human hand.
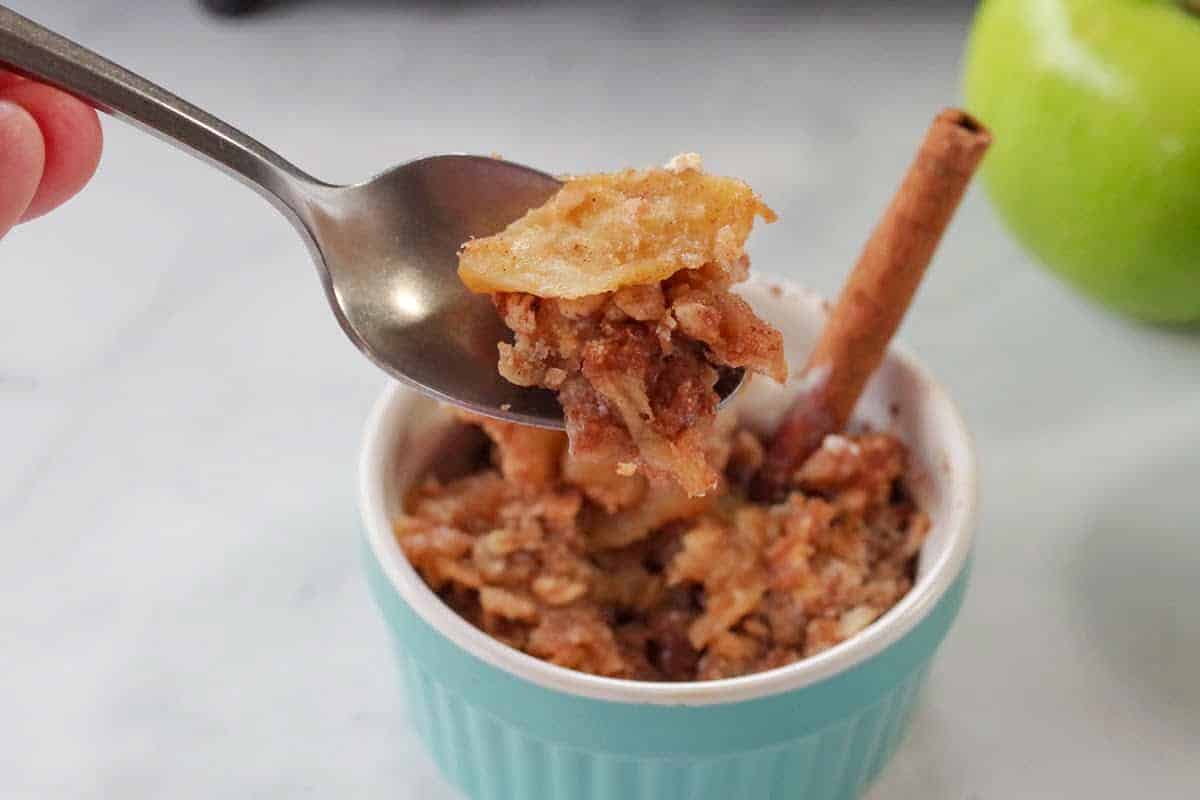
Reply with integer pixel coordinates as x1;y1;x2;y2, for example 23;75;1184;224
0;71;102;239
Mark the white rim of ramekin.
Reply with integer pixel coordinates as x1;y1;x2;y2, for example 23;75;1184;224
359;282;978;707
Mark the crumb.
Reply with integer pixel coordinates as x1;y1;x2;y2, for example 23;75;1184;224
822;434;861;456
664;152;703;173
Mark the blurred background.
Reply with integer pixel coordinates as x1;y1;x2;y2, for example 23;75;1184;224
2;1;1197;798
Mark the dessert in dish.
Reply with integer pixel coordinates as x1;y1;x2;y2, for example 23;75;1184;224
371;110;988;800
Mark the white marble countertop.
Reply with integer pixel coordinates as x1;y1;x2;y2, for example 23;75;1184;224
3;1;1197;797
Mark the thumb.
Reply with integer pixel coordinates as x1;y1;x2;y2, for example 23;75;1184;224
0;99;45;239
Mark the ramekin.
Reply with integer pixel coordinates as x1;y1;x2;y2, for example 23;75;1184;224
360;278;978;800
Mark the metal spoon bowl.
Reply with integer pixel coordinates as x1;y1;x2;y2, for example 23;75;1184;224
0;5;744;429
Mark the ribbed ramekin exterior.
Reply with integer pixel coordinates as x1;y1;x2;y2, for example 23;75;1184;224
365;544;970;800
398;653;929;800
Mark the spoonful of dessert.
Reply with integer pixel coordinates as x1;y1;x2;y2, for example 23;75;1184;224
0;5;750;430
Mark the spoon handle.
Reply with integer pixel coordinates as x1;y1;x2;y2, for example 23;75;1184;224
0;4;321;215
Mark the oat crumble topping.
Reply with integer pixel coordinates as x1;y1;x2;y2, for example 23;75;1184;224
395;415;929;682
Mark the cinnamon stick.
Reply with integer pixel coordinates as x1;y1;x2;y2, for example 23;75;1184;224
752;108;991;500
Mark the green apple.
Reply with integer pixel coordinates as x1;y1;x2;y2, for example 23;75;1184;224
963;0;1200;322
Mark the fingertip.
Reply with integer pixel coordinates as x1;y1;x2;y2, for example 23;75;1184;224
0;99;45;238
0;82;102;223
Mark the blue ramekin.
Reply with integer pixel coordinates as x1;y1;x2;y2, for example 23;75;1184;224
360;280;978;800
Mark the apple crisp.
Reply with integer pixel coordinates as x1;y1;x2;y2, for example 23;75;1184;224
396;415;929;682
459;156;787;497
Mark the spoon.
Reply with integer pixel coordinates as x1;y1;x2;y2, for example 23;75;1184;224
0;5;744;429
